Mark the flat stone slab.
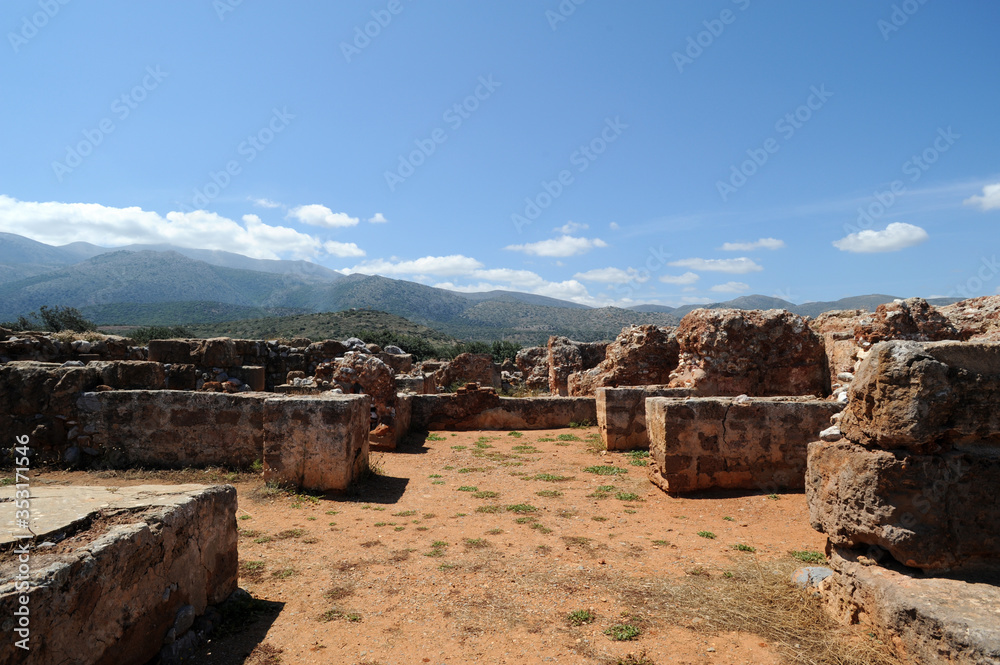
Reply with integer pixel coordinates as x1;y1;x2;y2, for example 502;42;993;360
0;484;237;665
825;549;1000;665
0;484;214;546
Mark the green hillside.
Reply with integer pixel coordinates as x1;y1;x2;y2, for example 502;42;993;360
186;309;456;344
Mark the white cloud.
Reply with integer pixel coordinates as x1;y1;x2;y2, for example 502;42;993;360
719;237;785;251
964;183;1000;211
682;296;713;304
710;281;750;293
0;195;347;261
323;240;365;258
668;257;763;274
249;197;281;209
609;222;620;231
659;272;700;285
504;235;609;257
368;212;388;224
832;222;928;253
573;267;649;284
347;255;485;276
554;221;588;234
286;204;359;228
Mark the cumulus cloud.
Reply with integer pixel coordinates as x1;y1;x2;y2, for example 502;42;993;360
323;240;366;257
249;197;281;209
964;183;1000;211
0;195;351;261
609;222;620;231
368;212;388;224
573;267;649;284
504;235;609;257
719;237;785;251
554;221;588;234
347;254;485;276
668;257;763;274
832;222;928;253
709;281;750;293
286;204;359;228
659;272;700;285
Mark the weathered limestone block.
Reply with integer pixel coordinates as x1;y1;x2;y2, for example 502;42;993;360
410;392;596;431
377;352;413;375
822;548;1000;665
568;325;678;396
547;337;607;396
262;394;369;491
436;353;501;391
148;339;197;364
840;340;1000;453
92;360;166;390
194;337;238;367
0;484;237;665
806;440;1000;571
77;391;266;467
646;396;842;493
596;386;692;451
668;308;830;397
515;346;549;391
396;374;431;394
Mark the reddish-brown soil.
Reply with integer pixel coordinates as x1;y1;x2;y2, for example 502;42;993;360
41;426;830;665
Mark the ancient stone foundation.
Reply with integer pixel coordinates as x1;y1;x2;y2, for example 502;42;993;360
822;548;1000;665
0;484;237;665
75;390;370;490
646;396;841;493
410;386;595;431
595;386;692;451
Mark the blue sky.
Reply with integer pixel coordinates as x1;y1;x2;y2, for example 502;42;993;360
2;0;998;307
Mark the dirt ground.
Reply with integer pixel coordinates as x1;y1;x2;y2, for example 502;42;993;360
44;426;840;665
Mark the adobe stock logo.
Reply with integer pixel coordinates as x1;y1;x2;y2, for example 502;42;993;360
51;66;168;182
510;117;627;233
716;85;833;202
383;75;501;192
8;0;71;54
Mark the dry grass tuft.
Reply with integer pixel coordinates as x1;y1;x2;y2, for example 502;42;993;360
642;559;901;665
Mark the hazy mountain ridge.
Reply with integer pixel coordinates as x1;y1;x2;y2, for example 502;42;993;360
0;233;963;341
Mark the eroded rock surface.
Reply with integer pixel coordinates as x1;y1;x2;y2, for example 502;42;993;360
668;309;829;397
568;325;678;396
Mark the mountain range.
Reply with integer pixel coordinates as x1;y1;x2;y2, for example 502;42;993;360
0;233;960;343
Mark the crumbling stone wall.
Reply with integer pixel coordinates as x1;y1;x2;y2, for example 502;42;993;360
77;390;267;468
547;336;608;396
435;353;501;391
568;325;678;396
514;346;548;391
668;308;830;397
0;330;141;364
646;396;841;493
0;361;165;463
